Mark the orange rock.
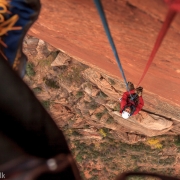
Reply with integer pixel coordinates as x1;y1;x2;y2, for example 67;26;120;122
29;0;180;105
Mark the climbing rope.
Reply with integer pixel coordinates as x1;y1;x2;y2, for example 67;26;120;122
137;9;177;86
94;0;180;90
93;0;133;99
137;0;180;85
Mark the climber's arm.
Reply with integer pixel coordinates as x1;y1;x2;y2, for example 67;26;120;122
120;92;129;113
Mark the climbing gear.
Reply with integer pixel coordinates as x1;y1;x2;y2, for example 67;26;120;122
128;93;139;105
121;92;140;116
127;82;143;101
122;111;130;119
129;105;136;116
94;0;142;102
0;0;41;77
137;9;177;86
120;82;141;115
137;0;180;86
122;102;137;116
2;1;180;179
94;0;180;89
93;0;133;99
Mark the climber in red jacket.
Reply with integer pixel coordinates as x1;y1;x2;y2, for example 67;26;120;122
120;82;144;119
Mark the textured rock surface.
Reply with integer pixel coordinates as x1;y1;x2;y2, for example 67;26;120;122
29;0;180;106
51;52;71;67
23;36;180;179
23;35;180;138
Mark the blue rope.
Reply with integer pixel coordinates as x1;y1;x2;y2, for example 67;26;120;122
93;0;132;98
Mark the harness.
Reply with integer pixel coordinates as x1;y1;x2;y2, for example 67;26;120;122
123;93;139;116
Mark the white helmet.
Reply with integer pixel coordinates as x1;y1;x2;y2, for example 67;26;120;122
122;111;130;119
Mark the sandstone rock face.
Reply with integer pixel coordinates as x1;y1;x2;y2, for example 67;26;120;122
51;52;71;67
23;35;51;63
23;35;39;60
29;0;180;106
110;111;172;137
83;68;122;100
23;35;179;141
82;68;176;133
135;112;173;130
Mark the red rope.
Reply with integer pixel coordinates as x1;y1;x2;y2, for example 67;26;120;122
137;0;180;86
137;9;177;86
165;0;180;11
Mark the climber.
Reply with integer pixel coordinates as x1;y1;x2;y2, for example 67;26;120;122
120;82;144;119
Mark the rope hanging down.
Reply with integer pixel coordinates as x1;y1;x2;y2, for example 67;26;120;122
93;0;132;98
137;9;177;86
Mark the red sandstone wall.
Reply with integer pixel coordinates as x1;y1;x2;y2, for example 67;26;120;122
29;0;180;105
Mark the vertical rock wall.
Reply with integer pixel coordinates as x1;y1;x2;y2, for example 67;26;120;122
29;0;180;106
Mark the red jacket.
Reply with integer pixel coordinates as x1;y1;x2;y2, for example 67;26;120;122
120;90;144;115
